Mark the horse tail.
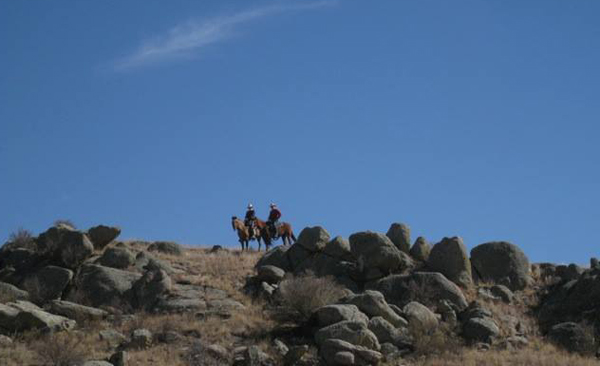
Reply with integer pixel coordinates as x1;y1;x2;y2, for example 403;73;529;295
291;231;297;243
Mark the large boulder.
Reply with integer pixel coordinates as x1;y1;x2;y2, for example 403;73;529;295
548;322;595;354
70;264;141;308
22;266;73;303
286;243;312;270
403;302;438;332
294;252;349;278
0;282;29;301
296;226;330;252
15;308;76;333
98;247;136;270
36;226;94;269
368;316;412;349
319;339;383;366
349;232;413;274
148;241;183;256
368;272;468;310
538;271;600;328
410;237;431;262
0;303;20;331
427;237;472;288
341;290;408;328
386;223;411;253
313;304;369;327
256;266;285;284
87;225;121;250
132;269;172;310
462;317;500;344
48;300;108;322
323;236;354;261
315;320;380;351
0;301;76;333
255;246;291;272
470;242;530;290
135;251;175;274
0;247;43;282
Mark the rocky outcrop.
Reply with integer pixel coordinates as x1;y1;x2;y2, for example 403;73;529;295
132;269;172;310
548;322;594;354
296;226;330;252
36;226;94;269
255;246;291;272
319;339;382;366
538;269;600;329
349;232;413;275
403;301;438;332
367;316;412;349
286;243;312;269
471;242;530;291
70;264;141;308
24;265;73;303
48;300;108;322
341;290;408;328
313;304;369;327
427;237;472;288
323;236;354;261
460;302;500;344
98;247;136;269
256;265;285;284
87;225;121;250
410;237;431;262
315;320;380;351
135;251;175;274
0;300;76;333
0;281;29;301
368;272;468;310
148;241;183;256
386;223;411;253
463;317;500;344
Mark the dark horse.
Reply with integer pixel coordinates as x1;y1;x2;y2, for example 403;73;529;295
260;219;296;249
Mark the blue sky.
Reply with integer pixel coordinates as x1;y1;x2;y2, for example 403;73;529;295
1;1;599;263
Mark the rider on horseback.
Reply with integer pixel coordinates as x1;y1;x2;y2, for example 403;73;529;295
244;204;257;239
267;203;282;238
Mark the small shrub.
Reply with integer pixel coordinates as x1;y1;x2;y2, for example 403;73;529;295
5;228;35;249
33;332;88;366
54;219;76;230
278;272;347;322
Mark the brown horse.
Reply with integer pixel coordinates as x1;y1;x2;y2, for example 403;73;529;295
231;216;262;251
261;221;296;248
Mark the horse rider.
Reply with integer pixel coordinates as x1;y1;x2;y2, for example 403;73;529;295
267;203;282;237
244;204;257;238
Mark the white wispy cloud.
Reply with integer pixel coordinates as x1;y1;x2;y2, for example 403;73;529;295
113;1;337;71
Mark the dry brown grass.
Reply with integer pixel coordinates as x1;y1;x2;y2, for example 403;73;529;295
401;339;600;366
127;344;184;366
173;248;262;302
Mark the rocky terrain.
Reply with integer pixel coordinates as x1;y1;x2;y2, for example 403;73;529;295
1;222;600;365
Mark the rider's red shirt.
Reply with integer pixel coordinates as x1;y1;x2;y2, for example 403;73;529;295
269;209;281;221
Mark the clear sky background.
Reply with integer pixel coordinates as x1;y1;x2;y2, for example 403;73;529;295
1;1;599;263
